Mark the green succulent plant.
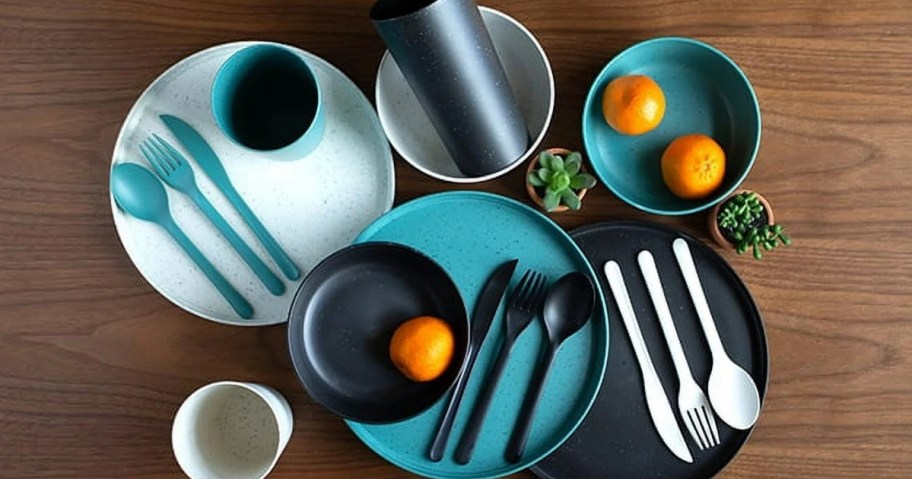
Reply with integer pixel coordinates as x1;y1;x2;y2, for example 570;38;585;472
717;191;791;260
527;150;597;212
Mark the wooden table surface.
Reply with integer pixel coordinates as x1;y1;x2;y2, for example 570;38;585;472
1;0;910;477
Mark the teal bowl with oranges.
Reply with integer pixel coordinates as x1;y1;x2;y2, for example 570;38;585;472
582;37;761;215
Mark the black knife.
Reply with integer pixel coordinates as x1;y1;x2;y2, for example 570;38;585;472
428;258;519;462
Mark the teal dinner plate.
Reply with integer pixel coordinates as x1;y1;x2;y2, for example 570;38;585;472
582;37;761;215
346;191;609;479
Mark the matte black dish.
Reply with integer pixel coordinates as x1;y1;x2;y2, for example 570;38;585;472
532;221;769;479
287;242;470;424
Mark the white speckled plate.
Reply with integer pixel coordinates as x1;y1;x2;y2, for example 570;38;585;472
110;41;395;326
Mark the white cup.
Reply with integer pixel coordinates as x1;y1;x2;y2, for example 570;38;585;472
172;381;293;479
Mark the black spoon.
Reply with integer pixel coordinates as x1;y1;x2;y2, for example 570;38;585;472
505;272;596;463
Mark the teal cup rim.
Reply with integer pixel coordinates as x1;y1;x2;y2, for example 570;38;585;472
582;36;761;216
211;42;325;159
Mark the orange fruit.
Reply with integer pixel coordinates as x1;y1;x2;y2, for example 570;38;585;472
389;316;455;382
660;134;726;199
601;75;666;135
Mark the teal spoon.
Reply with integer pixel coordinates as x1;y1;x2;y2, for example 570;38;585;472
111;163;254;319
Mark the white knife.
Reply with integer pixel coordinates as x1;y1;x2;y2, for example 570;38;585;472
604;261;693;463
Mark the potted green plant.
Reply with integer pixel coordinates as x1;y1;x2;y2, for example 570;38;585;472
526;148;597;213
709;190;791;259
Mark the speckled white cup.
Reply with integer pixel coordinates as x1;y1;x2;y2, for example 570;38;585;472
172;381;293;479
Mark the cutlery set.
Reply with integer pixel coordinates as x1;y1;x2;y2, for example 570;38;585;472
604;238;760;462
110;163;254;319
112;116;301;319
428;260;518;462
140;135;285;296
454;270;548;464
431;263;596;465
161;115;301;282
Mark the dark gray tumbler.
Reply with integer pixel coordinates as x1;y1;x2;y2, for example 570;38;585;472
370;0;530;178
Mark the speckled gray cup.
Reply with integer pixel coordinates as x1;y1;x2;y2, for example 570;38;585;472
172;381;293;479
370;0;529;177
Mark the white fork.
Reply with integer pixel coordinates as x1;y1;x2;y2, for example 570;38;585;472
638;250;720;450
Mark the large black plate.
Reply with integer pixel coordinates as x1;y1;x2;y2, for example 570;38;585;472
532;221;769;479
287;242;469;424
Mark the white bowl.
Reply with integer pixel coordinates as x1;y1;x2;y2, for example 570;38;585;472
375;7;555;183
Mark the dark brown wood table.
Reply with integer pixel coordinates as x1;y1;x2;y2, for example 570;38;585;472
1;0;910;477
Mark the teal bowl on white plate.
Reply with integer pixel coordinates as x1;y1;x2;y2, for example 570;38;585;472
582;37;761;215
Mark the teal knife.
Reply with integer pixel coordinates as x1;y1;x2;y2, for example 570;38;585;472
160;114;300;281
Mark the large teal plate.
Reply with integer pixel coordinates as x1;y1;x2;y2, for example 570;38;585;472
346;191;609;479
582;37;761;215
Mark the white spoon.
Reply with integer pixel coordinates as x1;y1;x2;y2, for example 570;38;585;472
672;238;760;430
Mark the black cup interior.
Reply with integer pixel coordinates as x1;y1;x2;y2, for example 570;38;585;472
370;0;438;21
287;242;469;423
220;47;318;150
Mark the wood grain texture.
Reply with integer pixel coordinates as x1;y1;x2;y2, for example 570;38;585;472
0;0;910;477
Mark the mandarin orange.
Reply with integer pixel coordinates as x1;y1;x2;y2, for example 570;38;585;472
389;316;454;382
660;134;726;199
601;75;666;135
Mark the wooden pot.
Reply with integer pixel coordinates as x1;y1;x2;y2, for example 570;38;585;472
526;148;590;213
709;189;775;248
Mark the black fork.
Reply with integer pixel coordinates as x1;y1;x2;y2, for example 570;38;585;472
453;269;547;464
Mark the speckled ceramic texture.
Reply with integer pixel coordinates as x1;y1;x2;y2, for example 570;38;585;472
172;381;293;479
375;7;555;183
582;37;761;215
346;192;609;479
110;41;395;326
371;0;528;178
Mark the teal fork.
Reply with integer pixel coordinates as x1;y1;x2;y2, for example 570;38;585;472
141;134;285;296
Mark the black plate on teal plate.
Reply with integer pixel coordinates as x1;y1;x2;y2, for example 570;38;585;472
532;221;769;479
343;192;609;479
287;242;469;424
